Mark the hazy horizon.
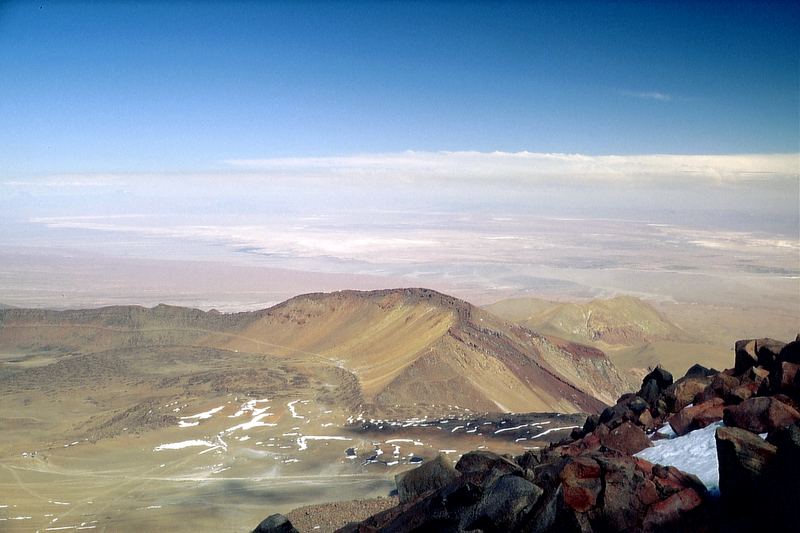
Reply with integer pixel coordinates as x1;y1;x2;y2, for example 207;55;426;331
1;2;797;314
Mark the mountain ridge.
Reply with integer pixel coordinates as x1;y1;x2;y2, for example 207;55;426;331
0;288;629;415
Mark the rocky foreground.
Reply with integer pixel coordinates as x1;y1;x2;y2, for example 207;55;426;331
255;336;800;533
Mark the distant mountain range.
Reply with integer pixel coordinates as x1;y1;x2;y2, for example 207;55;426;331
484;295;688;347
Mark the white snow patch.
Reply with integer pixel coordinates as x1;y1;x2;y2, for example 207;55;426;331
180;406;225;420
225;413;276;433
635;421;745;497
296;435;351;451
154;440;217;451
386;439;424;446
529;426;580;440
178;420;200;428
494;424;528;434
229;398;270;418
287;400;307;419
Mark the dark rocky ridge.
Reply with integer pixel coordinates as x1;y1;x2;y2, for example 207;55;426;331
257;334;800;533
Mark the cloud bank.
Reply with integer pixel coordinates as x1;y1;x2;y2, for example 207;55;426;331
224;151;798;187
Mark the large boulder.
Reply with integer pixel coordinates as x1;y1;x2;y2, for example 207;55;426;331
395;453;460;503
696;373;740;404
755;338;787;367
668;398;724;436
664;377;711;412
734;339;759;375
455;450;523;487
560;452;709;532
560;456;602;512
715;426;780;531
779;338;800;364
716;426;776;499
601;421;653;455
643;366;673;390
683;363;718;379
722;396;800;434
641;487;707;532
639;378;662;408
252;514;299;533
463;474;543;532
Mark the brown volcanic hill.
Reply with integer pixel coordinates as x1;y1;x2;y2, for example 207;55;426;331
0;288;628;414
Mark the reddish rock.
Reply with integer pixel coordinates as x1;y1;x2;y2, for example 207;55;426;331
664;377;710;412
650;464;707;497
560;456;602;512
697;373;740;404
723;396;800;433
727;385;754;404
668;398;724;436
774;361;800;397
642;487;705;532
601;421;653;454
638;408;655;430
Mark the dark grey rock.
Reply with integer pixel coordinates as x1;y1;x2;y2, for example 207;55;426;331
395;453;459;504
252;513;299;533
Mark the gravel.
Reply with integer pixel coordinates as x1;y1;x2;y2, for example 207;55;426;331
286;496;399;532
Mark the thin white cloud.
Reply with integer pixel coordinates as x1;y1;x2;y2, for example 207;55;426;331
224;151;799;186
2;176;118;188
620;90;672;101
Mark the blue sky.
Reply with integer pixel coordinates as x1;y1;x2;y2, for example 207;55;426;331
1;1;798;176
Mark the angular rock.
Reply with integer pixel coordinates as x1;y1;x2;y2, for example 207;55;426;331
774;361;800;397
697;373;740;404
668;398;724;436
252;514;299;533
601;421;653;455
599;402;634;429
734;339;759;374
664;377;710;412
582;413;600;435
395;453;460;503
722;396;800;434
755;338;787;367
643;366;673;390
639;378;662;408
638;408;655;431
627;396;649;415
715;426;778;529
594;454;650;531
560;456;602;513
683;363;718;379
642;487;706;532
463;474;543;532
518;484;563;533
727;384;754;404
455;450;522;487
779;339;800;364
